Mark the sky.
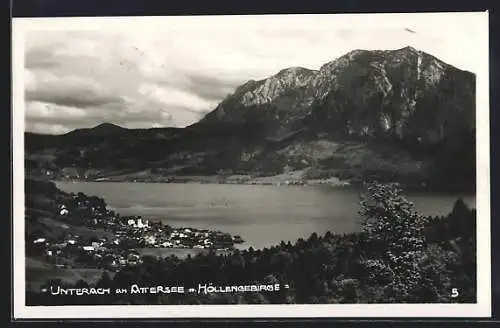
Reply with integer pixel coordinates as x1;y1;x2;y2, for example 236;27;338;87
19;13;487;134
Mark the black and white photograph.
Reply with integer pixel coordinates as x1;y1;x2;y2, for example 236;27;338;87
12;12;490;318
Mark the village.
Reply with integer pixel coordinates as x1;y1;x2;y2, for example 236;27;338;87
38;167;352;188
28;191;244;271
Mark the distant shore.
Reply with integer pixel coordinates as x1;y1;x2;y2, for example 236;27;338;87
50;172;352;188
49;174;474;195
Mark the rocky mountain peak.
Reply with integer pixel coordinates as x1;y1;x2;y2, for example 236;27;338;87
396;45;418;53
216;47;449;113
275;66;318;77
201;46;474;145
236;67;317;107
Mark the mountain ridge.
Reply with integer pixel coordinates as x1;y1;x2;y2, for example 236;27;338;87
25;46;476;193
198;46;474;143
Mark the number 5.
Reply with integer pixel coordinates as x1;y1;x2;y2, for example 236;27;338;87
451;288;459;298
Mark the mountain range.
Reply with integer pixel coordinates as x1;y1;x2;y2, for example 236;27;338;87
25;46;476;192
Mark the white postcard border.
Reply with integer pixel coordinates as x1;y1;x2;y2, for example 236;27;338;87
12;12;491;319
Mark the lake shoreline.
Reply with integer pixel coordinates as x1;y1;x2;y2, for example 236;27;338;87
53;180;476;252
51;176;350;187
50;176;475;197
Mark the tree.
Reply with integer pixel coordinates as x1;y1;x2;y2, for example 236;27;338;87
337;278;359;303
89;196;106;211
451;198;469;217
414;244;456;302
359;182;428;302
96;271;113;288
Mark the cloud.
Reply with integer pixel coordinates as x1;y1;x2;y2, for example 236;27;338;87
138;83;215;110
20;14;484;134
25;100;179;133
23;30;224;132
157;73;243;102
25;50;59;69
26;75;126;108
25;122;73;135
26;101;88;120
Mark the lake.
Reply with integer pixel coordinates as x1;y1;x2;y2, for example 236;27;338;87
55;182;476;250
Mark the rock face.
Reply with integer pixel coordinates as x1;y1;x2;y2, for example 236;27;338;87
25;46;476;192
200;46;475;144
239;67;317;107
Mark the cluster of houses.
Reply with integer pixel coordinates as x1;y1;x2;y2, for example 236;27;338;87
29;190;244;271
142;227;243;250
32;233;143;270
113;218;244;250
